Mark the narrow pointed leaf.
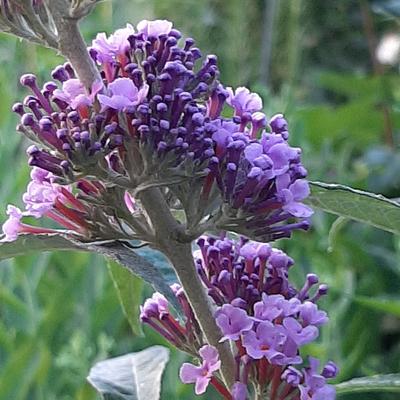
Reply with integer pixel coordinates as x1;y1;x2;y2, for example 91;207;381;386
108;260;144;337
336;374;400;395
307;181;400;234
0;234;181;314
353;295;400;318
0;233;82;260
87;346;169;400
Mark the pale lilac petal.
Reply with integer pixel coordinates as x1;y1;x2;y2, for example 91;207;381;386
289;179;310;201
179;363;203;384
199;345;219;365
284;202;313;218
63;78;85;98
137;19;173;38
108;78;138;99
195;376;211;395
244;143;263;163
98;94;131;111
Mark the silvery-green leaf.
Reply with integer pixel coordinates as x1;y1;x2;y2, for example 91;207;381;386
336;373;400;395
307;182;400;235
87;346;169;400
0;234;181;314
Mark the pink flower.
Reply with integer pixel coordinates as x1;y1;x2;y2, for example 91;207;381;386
22;171;62;218
91;24;135;63
1;205;23;242
53;79;103;109
98;78;148;111
137;19;173;39
179;345;221;395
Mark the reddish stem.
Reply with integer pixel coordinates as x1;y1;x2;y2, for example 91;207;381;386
46;210;84;231
270;366;282;400
60;187;86;212
210;376;232;400
258;358;270;386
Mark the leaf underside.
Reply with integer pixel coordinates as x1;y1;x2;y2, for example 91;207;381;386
307;181;400;235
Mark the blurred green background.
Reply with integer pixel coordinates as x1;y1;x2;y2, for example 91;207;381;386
1;0;400;399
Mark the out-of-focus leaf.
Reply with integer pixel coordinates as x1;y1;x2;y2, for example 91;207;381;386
87;346;169;400
354;295;400;318
372;0;400;17
336;374;400;394
327;216;349;252
107;260;143;337
307;182;400;235
0;234;181;313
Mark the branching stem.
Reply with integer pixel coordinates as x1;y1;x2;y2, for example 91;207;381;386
43;1;236;390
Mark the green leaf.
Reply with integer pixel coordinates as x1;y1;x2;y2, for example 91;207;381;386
336;374;400;395
307;182;400;235
0;233;82;261
107;260;144;337
353;295;400;318
0;234;181;314
87;346;170;400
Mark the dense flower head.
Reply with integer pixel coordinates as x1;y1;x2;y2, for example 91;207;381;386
10;19;313;244
141;236;336;399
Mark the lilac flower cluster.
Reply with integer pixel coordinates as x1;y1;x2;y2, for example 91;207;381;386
4;19;312;244
141;236;337;399
1;18;337;399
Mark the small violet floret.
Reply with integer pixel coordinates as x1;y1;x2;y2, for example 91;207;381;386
98;78;148;111
179;345;221;395
226;86;263;116
215;304;253;341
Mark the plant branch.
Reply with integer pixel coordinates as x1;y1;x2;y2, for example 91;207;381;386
44;0;101;88
138;187;235;389
38;1;235;389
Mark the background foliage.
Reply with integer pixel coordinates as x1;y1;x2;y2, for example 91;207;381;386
1;0;400;399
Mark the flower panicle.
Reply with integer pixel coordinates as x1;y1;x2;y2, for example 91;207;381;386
141;235;337;399
6;19;312;244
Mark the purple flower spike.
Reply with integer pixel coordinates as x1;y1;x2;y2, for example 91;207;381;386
179;345;221;395
226;87;263;116
98;78;148;111
137;19;173;39
1;205;23;242
232;382;248;400
215;304;253;341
